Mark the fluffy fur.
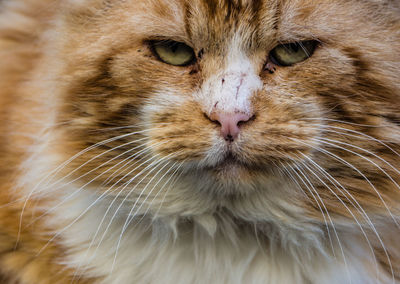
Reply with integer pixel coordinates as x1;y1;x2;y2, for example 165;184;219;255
0;0;400;283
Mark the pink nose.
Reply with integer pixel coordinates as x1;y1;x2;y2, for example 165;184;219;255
209;112;252;142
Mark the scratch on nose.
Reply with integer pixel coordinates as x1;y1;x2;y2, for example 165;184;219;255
235;76;244;100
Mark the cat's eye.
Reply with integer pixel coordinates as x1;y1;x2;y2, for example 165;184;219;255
269;41;317;66
151;40;195;66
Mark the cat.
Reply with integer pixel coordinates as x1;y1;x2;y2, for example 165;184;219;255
0;0;399;283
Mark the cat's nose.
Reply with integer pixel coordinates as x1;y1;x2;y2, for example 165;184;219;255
209;112;252;142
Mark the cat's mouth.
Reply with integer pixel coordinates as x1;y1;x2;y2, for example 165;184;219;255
205;152;258;180
215;152;243;169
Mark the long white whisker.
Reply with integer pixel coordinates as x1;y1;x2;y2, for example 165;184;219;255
16;130;151;247
95;122;172;132
129;160;181;223
303;117;391;128
35;148;168;256
70;152;168;282
291;157;352;283
28;141;165;226
278;161;313;202
110;152;181;272
286;161;339;261
39;136;149;194
291;137;395;282
318;136;400;191
152;160;187;220
120;157;186;232
312;123;400;157
84;152;178;275
76;159;185;282
314;138;400;230
300;153;380;281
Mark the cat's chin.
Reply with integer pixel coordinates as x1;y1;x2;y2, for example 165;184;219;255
200;154;266;191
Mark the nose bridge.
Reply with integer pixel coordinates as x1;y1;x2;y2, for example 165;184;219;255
205;55;262;116
220;71;245;100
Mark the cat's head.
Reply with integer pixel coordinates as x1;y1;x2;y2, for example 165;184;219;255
41;0;400;224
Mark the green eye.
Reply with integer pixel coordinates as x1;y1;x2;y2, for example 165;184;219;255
152;40;195;66
269;41;317;66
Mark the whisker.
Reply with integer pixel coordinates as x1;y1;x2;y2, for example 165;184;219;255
122;156;187;232
86;152;179;272
318;136;400;184
278;161;313;202
303;117;392;128
291;137;395;282
110;152;182;272
39;136;149;193
94;122;172;132
130;160;181;221
17;129;154;247
151;159;187;220
311;123;400;155
314;138;400;229
70;152;168;282
35;149;168;257
299;153;380;281
286;161;339;262
99;133;192;188
27;141;166;226
291;157;352;283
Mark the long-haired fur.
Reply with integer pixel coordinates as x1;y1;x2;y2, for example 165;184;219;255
0;0;400;283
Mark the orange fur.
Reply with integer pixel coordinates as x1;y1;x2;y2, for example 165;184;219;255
0;0;400;282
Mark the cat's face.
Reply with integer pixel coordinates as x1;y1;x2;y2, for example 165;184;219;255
50;0;400;223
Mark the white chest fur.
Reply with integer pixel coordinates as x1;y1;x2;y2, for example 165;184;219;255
45;188;386;284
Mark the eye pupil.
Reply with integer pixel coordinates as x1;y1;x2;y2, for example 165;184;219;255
289;43;299;52
170;43;179;53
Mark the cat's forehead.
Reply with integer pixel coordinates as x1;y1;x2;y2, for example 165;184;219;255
127;0;270;38
121;0;353;44
183;0;277;49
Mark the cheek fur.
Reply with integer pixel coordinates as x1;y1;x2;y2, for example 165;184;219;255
148;101;214;161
